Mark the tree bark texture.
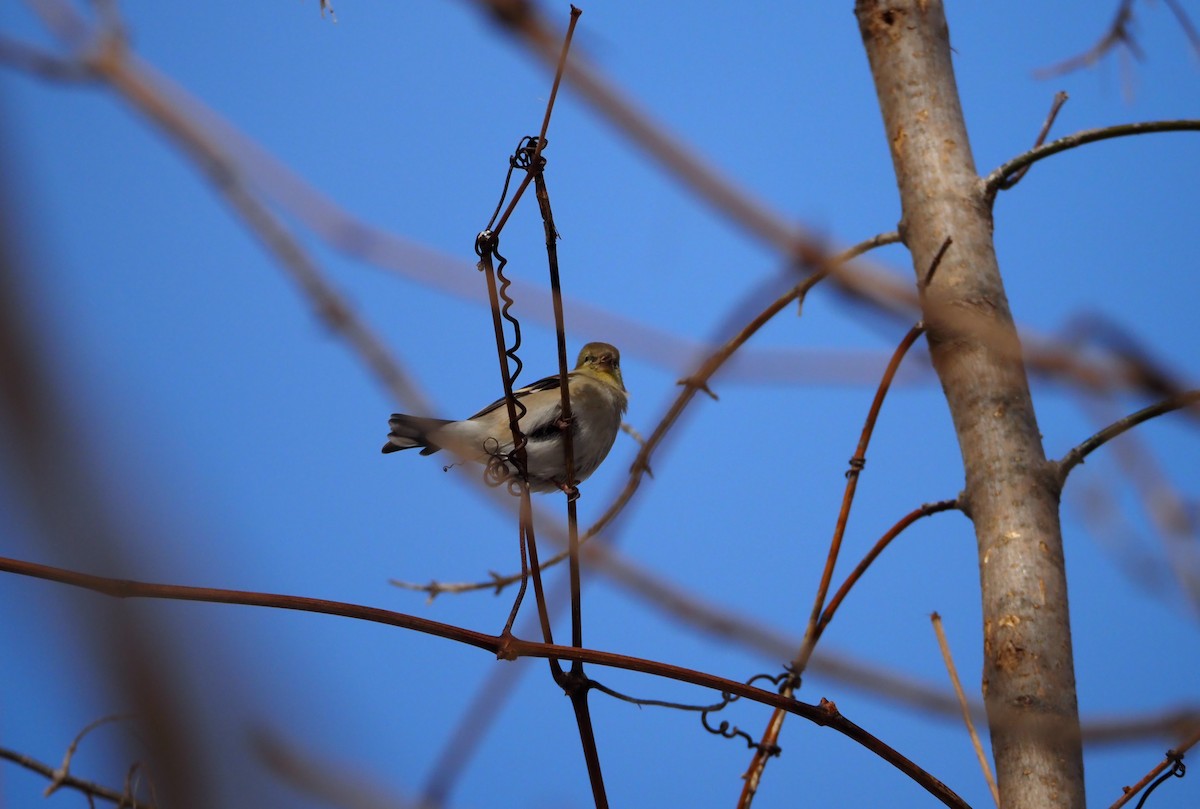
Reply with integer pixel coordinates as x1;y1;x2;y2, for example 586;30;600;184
854;2;1085;807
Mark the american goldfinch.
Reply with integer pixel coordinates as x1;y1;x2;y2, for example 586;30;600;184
382;342;627;493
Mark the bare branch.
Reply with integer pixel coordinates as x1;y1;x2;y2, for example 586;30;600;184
0;553;969;808
1107;724;1200;809
741;323;929;806
932;612;1000;808
997;91;1069;191
985;120;1200;198
1055;390;1200;488
0;744;153;809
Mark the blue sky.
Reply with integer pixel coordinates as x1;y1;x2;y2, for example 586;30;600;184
2;1;1198;807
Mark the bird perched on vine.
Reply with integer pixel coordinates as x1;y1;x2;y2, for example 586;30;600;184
382;342;627;493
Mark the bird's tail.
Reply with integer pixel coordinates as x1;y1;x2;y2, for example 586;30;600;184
382;414;452;455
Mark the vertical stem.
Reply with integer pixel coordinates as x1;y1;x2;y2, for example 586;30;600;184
855;2;1085;807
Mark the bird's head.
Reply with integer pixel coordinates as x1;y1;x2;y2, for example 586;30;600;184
575;342;625;391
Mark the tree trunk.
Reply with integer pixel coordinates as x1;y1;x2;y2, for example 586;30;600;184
855;2;1085;807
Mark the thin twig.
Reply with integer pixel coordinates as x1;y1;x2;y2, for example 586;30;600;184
44;715;133;797
984;120;1200;198
1108;724;1200;809
795;323;928;673
522;8;611;805
817;500;960;638
999;91;1069;190
1056;389;1200;488
931;612;1000;807
0;745;153;809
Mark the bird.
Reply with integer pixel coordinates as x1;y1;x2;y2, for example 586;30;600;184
382;342;627;493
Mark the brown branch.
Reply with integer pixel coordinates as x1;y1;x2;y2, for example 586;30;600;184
1108;724;1200;809
468;0;930;324
43;715;134;798
0;553;969;808
739;323;928;808
796;322;928;673
984;120;1200;198
1055;389;1200;488
817;499;961;639
522;10;611;806
254;732;406;809
932;612;1000;808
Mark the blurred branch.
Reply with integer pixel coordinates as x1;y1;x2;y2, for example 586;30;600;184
255;732;409;809
8;3;1189;403
1076;394;1200;612
0;34;95;80
18;0;431;414
42;714;136;798
1034;0;1143;78
1034;0;1200;79
468;0;1200;406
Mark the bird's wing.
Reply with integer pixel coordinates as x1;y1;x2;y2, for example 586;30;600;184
467;372;566;421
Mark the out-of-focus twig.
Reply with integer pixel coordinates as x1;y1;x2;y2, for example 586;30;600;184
9;4;1187;401
255;731;407;809
21;0;431;414
1035;0;1200;80
1034;0;1142;78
